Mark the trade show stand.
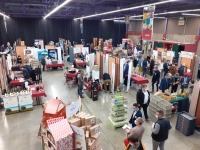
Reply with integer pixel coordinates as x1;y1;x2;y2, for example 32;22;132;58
46;63;64;70
9;79;23;87
131;74;149;85
66;72;77;84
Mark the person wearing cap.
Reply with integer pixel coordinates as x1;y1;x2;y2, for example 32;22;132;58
151;66;160;93
180;74;190;93
126;117;145;142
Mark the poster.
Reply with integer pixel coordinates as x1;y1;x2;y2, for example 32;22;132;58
82;47;89;55
48;49;58;60
34;39;44;49
142;6;155;41
74;47;81;54
111;63;115;94
24;49;33;55
66;100;80;119
71;125;87;150
55;47;62;61
127;61;132;92
37;49;48;61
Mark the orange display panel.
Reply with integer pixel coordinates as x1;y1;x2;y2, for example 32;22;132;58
181;57;191;69
45;45;55;49
16;46;26;64
108;57;116;79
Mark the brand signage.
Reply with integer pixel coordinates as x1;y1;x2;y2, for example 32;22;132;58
142;30;152;40
180;51;193;59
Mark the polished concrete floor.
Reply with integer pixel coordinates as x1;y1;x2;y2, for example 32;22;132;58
1;65;200;150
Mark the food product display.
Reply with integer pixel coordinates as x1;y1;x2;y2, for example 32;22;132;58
108;92;128;129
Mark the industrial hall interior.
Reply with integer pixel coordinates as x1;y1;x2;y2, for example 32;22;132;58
1;0;200;150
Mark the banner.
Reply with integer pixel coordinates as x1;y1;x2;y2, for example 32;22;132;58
82;47;89;55
80;19;83;34
111;62;116;94
127;61;132;92
34;39;44;49
180;51;194;59
142;5;155;41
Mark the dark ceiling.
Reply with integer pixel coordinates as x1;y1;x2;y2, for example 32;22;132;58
0;0;200;19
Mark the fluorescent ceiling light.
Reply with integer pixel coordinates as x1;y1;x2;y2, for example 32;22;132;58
154;9;200;16
44;0;71;19
182;13;200;16
102;15;142;21
0;12;9;18
154;17;166;19
74;0;177;20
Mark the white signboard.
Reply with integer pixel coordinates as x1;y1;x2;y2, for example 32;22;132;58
56;47;62;61
7;54;12;70
153;50;158;58
111;62;115;94
127;61;132;92
66;100;80;119
82;47;89;55
103;55;109;74
71;125;87;150
89;53;94;70
74;47;81;54
120;58;126;83
180;51;194;59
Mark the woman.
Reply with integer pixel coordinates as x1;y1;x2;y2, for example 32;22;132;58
125;137;146;150
126;117;145;141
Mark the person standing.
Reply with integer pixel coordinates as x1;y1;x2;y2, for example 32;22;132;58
142;58;148;77
41;56;46;71
159;73;171;93
133;57;138;73
150;58;155;76
178;64;185;76
124;60;130;86
78;70;84;98
169;63;177;76
163;60;169;76
180;75;190;93
103;73;111;93
171;73;180;93
151;110;172;150
136;85;150;121
129;103;142;128
126;117;145;142
138;57;143;75
151;66;160;93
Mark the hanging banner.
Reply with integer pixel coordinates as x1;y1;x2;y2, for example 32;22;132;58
111;63;116;94
80;19;83;34
142;5;155;41
34;39;44;49
127;61;132;92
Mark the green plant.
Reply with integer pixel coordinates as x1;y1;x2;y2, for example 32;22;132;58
21;106;26;110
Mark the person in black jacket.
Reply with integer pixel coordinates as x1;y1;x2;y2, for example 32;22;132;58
151;66;160;93
151;110;172;150
136;85;150;121
133;57;138;73
142;58;148;77
150;58;155;76
163;61;168;76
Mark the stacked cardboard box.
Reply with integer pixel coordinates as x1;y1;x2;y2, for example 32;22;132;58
68;112;102;150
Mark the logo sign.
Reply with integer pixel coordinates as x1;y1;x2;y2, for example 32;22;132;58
142;30;152;40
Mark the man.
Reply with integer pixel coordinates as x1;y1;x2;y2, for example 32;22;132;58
151;110;172;150
129;103;142;128
124;60;130;86
136;85;150;121
142;58;148;77
41;56;46;71
150;58;155;76
180;75;190;93
178;64;185;76
125;137;145;150
159;73;171;93
163;61;169;76
20;67;30;80
151;66;160;93
171;73;180;93
103;73;111;93
78;70;84;98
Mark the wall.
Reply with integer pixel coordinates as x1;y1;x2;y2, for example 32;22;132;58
167;18;185;34
153;19;166;33
128;20;142;32
185;17;200;35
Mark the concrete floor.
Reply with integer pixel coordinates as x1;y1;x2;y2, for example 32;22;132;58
1;65;200;150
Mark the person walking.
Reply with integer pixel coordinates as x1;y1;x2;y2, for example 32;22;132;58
151;110;172;150
169;63;177;76
150;58;155;76
136;85;150;121
129;103;142;128
159;73;171;93
124;60;130;86
78;70;84;98
126;117;145;141
151;66;160;93
142;58;148;77
41;56;46;71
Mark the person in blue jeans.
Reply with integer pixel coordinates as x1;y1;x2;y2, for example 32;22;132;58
77;70;84;98
142;58;148;77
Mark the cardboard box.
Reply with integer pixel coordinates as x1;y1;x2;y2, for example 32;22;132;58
80;126;87;134
68;118;81;127
93;65;99;71
81;114;91;125
85;116;96;126
21;41;25;46
86;131;89;143
89;125;100;137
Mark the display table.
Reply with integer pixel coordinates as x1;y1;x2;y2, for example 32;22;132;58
183;72;192;77
66;72;77;84
75;61;86;67
46;63;64;70
170;97;190;112
29;85;47;105
131;74;149;85
9;80;23;86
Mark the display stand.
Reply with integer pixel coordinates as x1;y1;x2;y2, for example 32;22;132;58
109;93;128;129
18;93;33;112
3;95;19;115
91;82;98;101
69;47;74;64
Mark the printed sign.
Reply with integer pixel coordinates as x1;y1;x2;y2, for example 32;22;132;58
66;100;80;119
180;51;193;59
74;47;81;54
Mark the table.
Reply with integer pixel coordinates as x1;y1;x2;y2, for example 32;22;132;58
169;97;189;112
183;72;192;77
46;63;65;70
9;80;23;86
66;72;77;84
75;61;86;67
29;85;47;105
131;74;149;85
84;82;102;92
